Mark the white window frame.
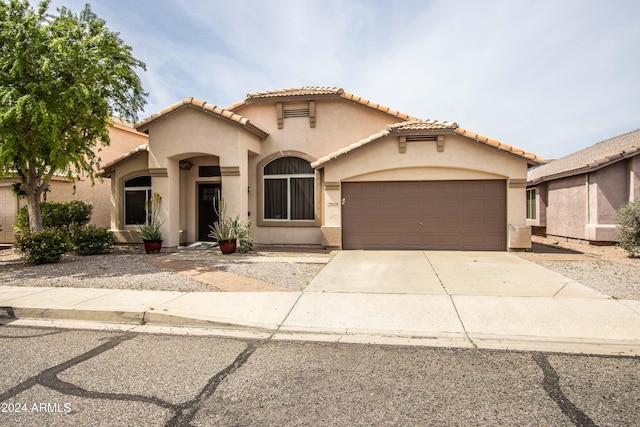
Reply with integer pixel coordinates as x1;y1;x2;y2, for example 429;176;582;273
263;173;316;221
526;188;537;220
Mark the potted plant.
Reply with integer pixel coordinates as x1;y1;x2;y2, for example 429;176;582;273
207;197;236;254
137;192;163;254
209;218;237;254
208;196;256;254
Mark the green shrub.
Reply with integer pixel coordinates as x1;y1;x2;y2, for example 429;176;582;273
73;225;115;256
15;201;93;235
235;218;254;254
15;229;72;265
617;200;640;257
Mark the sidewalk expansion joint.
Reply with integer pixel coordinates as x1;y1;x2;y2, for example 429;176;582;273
552;283;568;298
423;251;477;349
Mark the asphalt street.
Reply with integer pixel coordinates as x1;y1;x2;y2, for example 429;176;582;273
1;324;639;426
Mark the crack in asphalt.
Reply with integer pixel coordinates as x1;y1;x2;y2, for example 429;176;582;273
0;330;65;339
533;353;598;427
0;333;137;403
166;342;260;427
0;329;260;426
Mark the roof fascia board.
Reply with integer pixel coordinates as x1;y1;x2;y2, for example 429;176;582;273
137;103;268;140
528;149;639;185
244;94;342;104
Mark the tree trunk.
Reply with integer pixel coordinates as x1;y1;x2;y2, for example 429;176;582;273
25;190;43;233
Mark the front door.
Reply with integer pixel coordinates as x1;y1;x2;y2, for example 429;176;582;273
198;183;221;241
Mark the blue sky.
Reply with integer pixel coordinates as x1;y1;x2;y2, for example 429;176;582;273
48;0;640;159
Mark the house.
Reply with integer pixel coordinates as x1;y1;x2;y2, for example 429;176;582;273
0;118;148;243
101;87;542;250
526;129;640;243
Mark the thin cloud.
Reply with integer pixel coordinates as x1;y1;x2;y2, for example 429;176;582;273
46;0;640;158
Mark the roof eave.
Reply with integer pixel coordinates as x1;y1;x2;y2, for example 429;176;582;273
136;98;269;140
528;148;640;186
100;145;149;178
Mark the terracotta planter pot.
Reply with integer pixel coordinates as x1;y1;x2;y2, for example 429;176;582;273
218;239;237;255
143;239;163;254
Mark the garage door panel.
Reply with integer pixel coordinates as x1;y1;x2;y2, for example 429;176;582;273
342;181;506;250
0;186;18;243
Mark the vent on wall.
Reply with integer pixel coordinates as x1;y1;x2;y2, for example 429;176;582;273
398;135;445;153
277;101;316;128
284;108;310;118
405;135;438;142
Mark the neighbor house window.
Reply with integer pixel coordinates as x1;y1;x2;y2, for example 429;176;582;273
264;157;315;220
526;188;537;220
124;176;151;225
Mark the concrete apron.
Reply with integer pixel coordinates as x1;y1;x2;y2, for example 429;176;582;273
2;250;640;356
284;250;640;356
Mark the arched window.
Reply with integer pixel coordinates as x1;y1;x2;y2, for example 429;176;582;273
264;157;315;220
124;176;151;225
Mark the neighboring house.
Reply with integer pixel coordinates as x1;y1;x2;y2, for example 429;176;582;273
527;129;640;243
101;87;542;251
0;118;148;243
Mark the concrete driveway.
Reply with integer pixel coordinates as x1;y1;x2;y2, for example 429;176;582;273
280;250;640;355
3;250;640;356
305;250;605;298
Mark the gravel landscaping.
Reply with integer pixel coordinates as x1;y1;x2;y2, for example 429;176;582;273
526;236;640;300
536;260;640;300
1;237;638;299
0;248;326;292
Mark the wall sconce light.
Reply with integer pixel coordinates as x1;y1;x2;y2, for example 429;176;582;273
179;160;193;171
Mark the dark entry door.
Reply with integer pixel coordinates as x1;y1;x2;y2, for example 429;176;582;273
198;183;221;241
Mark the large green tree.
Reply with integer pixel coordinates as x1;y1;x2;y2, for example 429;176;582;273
0;0;146;232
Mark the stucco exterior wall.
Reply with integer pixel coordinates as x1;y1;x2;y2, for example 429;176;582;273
0;123;147;244
73;124;148;229
124;107;264;247
239;99;406;246
545;175;587;240
630;155;640;201
535;155;640;243
526;182;548;230
107;152;150;243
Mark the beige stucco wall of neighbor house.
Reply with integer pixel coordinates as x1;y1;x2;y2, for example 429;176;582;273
73;124;148;229
237;99;407;246
318;134;531;249
0;123;147;244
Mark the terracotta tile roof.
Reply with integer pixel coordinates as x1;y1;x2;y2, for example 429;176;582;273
110;116;136;128
100;144;149;177
387;119;458;132
230;86;416;121
312;120;543;168
528;128;640;184
247;86;344;99
136;97;268;139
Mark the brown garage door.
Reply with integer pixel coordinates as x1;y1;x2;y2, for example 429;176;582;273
342;181;506;250
0;185;18;244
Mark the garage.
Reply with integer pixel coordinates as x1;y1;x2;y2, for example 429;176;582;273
0;184;17;244
342;180;506;250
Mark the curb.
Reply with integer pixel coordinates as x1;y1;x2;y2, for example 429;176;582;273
3;307;640;358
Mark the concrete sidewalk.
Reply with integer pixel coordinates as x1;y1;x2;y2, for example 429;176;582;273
1;250;640;357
